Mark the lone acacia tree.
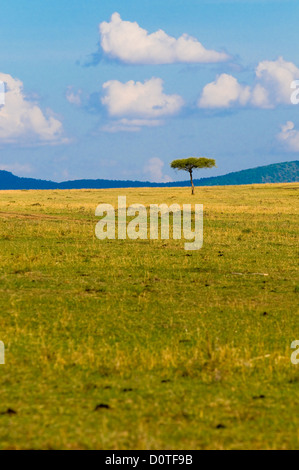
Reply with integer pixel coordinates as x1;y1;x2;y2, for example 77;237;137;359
170;157;216;195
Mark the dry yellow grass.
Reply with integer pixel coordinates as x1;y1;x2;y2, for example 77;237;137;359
0;183;298;449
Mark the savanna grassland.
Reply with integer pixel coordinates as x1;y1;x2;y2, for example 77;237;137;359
0;183;298;450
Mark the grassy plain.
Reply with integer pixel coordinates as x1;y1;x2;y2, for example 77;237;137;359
0;183;298;450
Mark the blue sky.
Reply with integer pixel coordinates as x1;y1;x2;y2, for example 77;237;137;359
0;0;298;182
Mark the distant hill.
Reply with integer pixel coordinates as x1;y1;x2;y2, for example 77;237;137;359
0;161;298;190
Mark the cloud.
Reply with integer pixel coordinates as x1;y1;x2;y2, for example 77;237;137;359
255;57;299;106
277;121;299;152
198;57;299;109
144;157;172;183
99;12;229;65
101;118;163;133
199;74;251;108
101;77;184;132
0;163;32;175
66;86;83;106
0;73;67;145
102;78;184;118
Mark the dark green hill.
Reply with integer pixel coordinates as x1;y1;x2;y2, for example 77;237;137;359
193;160;299;186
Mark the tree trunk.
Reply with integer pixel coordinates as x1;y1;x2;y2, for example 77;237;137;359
190;170;195;195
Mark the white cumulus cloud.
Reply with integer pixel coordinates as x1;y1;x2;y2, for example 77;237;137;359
0;73;67;145
255;57;299;106
144;157;172;183
199;74;251;108
101;77;184;132
198;57;299;109
277;121;299;152
99;12;229;65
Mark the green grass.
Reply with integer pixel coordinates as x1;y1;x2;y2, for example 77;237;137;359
0;183;298;450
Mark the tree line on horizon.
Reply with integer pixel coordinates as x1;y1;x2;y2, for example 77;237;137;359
0;161;298;191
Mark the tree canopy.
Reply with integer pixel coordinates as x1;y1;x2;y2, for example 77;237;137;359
171;157;216;172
